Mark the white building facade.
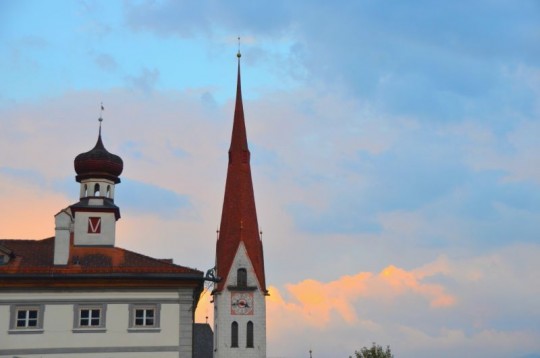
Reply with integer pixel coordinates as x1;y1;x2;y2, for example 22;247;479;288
0;124;205;358
0;289;197;357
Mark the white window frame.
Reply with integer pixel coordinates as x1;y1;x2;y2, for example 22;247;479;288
9;304;45;334
128;303;161;332
73;304;106;332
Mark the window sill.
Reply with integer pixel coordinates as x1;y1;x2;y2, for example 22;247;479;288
8;328;44;334
227;285;257;291
72;328;107;333
127;327;161;333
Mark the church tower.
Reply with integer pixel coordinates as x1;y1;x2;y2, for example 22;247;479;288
213;51;267;358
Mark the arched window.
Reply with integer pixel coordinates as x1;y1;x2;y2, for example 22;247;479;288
84;184;88;197
106;185;111;198
237;268;247;287
94;183;100;196
246;321;254;348
231;321;238;348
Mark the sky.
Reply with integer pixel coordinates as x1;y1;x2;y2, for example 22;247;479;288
1;1;540;357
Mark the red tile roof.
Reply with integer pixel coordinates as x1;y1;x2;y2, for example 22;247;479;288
0;238;202;276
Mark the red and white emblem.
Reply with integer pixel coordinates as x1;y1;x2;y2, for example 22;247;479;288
88;217;102;233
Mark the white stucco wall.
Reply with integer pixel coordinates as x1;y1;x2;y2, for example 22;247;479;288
214;242;266;358
0;288;196;358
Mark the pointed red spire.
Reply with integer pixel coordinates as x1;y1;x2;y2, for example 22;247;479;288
229;56;249;155
215;52;266;293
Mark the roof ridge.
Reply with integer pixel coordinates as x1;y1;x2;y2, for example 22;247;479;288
114;245;201;272
0;237;54;243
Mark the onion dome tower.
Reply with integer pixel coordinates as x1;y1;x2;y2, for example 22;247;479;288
69;117;123;247
213;48;267;358
74;119;123;198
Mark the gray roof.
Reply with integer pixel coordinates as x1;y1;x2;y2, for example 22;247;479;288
193;323;213;358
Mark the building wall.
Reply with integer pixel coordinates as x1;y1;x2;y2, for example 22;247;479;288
73;210;116;246
0;288;196;358
214;243;266;358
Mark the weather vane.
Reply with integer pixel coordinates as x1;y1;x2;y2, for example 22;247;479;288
237;36;241;58
99;102;104;123
98;102;104;134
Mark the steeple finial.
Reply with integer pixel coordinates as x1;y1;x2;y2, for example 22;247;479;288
98;102;104;135
228;41;248;155
237;36;241;58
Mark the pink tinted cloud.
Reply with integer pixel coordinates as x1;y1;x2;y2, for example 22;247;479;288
267;262;455;334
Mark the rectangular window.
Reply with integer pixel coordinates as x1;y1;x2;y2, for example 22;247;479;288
129;304;160;331
80;308;101;327
135;308;154;326
17;308;38;327
73;304;106;331
9;305;44;333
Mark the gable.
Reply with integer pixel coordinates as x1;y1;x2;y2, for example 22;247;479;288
222;242;261;290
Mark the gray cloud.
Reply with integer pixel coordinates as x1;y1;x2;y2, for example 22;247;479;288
124;0;291;38
94;53;118;72
123;0;540;126
118;178;192;219
125;67;160;94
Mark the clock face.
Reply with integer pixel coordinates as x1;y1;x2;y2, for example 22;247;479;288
231;292;254;315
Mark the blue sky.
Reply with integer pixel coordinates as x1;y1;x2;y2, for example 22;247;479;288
1;1;540;357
